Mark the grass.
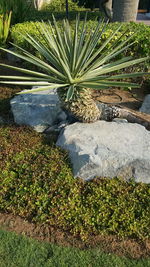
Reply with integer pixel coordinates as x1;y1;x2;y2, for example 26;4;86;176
0;228;150;267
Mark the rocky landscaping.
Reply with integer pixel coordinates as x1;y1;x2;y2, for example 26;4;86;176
7;80;150;184
0;5;150;261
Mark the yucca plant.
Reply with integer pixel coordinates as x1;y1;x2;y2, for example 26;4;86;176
0;11;12;46
0;16;149;122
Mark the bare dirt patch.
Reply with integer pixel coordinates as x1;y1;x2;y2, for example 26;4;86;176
93;84;150;122
0;212;150;260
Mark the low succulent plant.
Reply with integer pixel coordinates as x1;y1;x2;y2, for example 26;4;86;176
0;15;148;122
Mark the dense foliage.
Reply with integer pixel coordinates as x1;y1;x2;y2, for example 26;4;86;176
0;126;150;241
0;12;12;47
10;10;102;23
0;0;32;25
11;20;150;72
42;0;81;12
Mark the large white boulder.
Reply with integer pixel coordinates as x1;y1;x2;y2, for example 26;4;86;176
57;121;150;183
10;89;67;132
139;94;150;114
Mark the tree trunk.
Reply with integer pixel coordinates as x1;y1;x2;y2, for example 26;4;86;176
113;0;139;22
57;88;100;123
104;0;113;20
34;0;52;10
99;0;113;20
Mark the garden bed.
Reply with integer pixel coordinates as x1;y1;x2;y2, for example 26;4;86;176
0;117;150;259
0;16;150;260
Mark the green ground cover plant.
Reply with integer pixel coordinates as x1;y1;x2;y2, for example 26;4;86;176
0;228;150;267
0;125;150;241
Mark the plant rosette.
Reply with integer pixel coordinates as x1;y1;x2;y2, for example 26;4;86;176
0;15;149;122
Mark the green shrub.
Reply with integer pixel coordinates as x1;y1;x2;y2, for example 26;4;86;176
0;12;12;47
100;22;150;73
24;10;102;22
0;0;32;25
42;0;81;12
0;126;150;241
11;21;49;55
11;21;150;72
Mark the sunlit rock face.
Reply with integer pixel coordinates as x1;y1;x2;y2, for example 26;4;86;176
10;89;67;132
57;121;150;184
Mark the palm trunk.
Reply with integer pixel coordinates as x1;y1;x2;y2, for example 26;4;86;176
99;0;113;20
113;0;139;22
57;88;100;123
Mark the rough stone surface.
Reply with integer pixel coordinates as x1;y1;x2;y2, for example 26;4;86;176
57;121;150;183
44;120;70;133
10;89;67;132
139;94;150;114
112;118;128;123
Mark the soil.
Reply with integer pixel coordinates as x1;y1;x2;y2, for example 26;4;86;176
93;85;148;111
0;212;150;260
93;83;150;124
0;60;150;259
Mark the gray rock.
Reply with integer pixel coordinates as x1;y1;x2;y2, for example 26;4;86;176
44;120;70;133
97;102;120;121
113;118;128;123
10;89;67;132
33;125;49;133
139;94;150;114
57;121;150;183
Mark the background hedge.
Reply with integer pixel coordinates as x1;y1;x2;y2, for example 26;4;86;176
41;0;81;12
11;20;150;72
